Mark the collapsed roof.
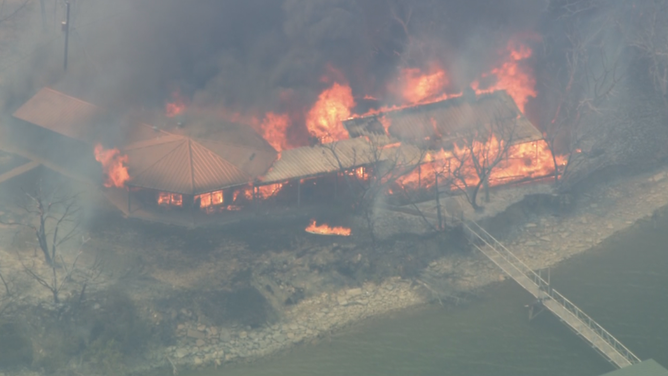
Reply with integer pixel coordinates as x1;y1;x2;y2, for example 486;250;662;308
343;90;542;146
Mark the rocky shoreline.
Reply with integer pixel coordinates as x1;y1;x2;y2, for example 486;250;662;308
124;168;668;375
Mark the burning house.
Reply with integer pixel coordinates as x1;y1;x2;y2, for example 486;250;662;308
3;84;559;227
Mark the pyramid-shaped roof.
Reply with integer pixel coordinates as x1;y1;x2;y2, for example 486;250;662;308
124;132;277;194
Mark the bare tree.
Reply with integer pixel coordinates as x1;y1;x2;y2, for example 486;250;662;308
447;115;518;212
325;136;425;246
2;184;94;305
540;0;626;185
624;0;668;105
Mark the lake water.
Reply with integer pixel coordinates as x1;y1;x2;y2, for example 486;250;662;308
177;216;668;376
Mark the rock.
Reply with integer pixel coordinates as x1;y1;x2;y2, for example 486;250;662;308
208;327;218;337
193;356;203;366
337;296;348;305
219;328;231;341
175;348;189;359
197;324;206;331
287;332;295;339
239;331;248;339
177;323;186;331
540;237;551;242
196;339;205;347
525;223;537;228
651;172;666;182
525;241;537;246
187;329;207;340
346;288;363;297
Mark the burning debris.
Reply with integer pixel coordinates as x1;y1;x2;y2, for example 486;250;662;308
94;144;130;188
305;220;351;236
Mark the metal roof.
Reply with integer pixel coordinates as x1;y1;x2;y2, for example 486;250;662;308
343;90;542;146
12;87;104;142
124;133;277;194
260;135;422;184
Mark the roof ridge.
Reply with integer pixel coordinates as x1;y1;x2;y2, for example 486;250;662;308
124;133;185;150
129;137;188;179
195;136;277;154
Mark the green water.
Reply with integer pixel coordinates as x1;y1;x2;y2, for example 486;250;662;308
178;218;668;376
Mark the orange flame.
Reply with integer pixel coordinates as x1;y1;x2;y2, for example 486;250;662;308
158;192;183;206
94;144;130;188
472;39;536;113
165;90;187;118
257;183;284;199
261;112;291;152
391;65;449;105
396;138;567;191
195;190;224;208
306;82;355;143
305;219;351;236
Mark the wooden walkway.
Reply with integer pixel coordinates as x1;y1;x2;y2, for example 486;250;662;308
462;220;641;369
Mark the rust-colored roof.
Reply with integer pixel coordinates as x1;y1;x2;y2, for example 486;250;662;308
343;91;542;145
12;87;104;142
124;132;278;194
260;136;422;184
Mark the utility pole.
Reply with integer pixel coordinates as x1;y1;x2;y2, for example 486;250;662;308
40;0;46;32
63;2;70;71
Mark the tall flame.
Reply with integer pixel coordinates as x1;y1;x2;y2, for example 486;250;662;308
305;219;351;236
94;144;130;188
472;39;536;113
261;112;291;152
306;82;355;143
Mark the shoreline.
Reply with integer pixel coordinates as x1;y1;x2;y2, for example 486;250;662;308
131;167;668;375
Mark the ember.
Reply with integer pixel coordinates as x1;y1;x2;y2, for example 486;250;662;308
94;144;130;188
305;220;351;236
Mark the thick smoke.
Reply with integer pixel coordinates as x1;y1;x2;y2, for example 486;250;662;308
1;0;547;142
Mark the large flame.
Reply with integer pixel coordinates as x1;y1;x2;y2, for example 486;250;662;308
391;65;450;105
94;144;130;188
306;82;355;143
261;112;291;152
396;138;567;191
472;39;536;113
305;219;351;236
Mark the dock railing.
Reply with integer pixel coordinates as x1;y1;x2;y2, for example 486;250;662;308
463;220;641;368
